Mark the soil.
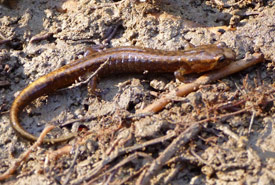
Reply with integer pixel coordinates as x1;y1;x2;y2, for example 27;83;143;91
0;0;275;184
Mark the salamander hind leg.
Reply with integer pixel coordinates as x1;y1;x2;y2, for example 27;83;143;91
174;67;190;82
84;46;105;57
87;75;101;97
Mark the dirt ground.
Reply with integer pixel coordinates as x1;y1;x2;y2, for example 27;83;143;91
0;0;275;184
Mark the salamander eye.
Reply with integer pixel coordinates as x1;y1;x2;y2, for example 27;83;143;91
217;55;225;63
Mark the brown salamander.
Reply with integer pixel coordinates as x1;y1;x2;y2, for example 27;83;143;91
10;42;236;143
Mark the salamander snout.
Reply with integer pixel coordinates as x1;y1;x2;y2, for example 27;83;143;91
216;42;236;61
210;43;236;70
223;47;236;61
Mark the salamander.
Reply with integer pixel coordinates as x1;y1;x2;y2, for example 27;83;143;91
10;42;236;143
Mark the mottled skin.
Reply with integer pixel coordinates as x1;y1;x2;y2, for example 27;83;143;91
10;42;236;143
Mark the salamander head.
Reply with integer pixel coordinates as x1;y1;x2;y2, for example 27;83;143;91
183;42;236;74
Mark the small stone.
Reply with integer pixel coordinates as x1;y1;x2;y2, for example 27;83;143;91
150;79;166;91
201;165;214;178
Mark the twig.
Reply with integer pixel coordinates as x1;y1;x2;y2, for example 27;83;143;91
0;31;11;45
102;23;120;45
29;32;54;43
248;110;256;133
105;137;123;156
190;149;211;166
60;114;97;127
48;144;73;161
179;108;250;126
136;123;202;185
234;81;246;95
163;164;181;184
71;131;176;184
87;152;152;184
0;39;11;45
211;99;246;112
63;145;80;185
140;53;264;114
91;0;128;9
104;172;115;185
0;125;55;181
264;169;275;180
0;80;10;87
217;124;241;142
166;153;197;166
65;58;110;90
113;165;149;185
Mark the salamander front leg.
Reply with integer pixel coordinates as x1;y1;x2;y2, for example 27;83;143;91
87;75;101;97
174;67;189;82
174;68;201;83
